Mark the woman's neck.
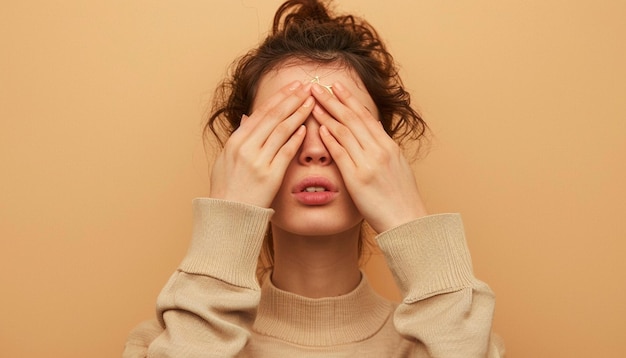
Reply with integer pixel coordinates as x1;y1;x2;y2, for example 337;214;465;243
270;223;362;298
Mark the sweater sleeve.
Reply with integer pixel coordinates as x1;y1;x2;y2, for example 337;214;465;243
123;198;274;358
375;213;504;358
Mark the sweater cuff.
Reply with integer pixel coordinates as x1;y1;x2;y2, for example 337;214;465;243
179;198;274;289
375;213;475;302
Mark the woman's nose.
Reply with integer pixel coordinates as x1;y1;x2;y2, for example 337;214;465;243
297;117;332;165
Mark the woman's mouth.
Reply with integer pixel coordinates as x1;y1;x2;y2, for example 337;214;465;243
293;177;338;205
302;186;327;192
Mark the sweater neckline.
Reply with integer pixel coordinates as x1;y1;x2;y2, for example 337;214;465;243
252;273;393;346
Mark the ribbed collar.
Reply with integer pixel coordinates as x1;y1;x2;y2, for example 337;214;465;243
252;273;393;346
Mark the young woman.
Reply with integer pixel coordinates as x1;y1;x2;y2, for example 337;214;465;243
124;1;504;356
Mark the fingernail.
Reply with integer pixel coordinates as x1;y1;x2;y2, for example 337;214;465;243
332;81;344;93
289;81;303;91
313;104;323;114
302;96;314;107
312;83;326;95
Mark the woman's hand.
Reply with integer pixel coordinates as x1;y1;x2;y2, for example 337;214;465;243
209;81;313;208
310;82;428;233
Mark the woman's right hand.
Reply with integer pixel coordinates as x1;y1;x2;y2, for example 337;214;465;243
209;81;313;208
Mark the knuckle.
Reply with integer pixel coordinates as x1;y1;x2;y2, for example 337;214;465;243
373;149;390;163
341;109;359;123
247;160;269;181
296;102;312;116
334;125;351;139
273;120;293;137
353;105;370;118
356;167;376;184
265;106;284;120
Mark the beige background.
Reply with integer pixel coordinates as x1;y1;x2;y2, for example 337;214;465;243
1;1;625;357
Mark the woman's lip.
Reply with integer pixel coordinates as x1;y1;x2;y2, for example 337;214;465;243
292;176;339;206
293;176;338;193
293;191;338;206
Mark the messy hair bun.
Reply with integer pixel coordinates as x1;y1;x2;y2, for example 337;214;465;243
206;0;427;150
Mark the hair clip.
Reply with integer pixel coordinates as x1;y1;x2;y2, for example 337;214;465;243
310;75;334;95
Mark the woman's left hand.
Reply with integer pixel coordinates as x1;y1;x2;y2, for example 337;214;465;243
310;82;428;233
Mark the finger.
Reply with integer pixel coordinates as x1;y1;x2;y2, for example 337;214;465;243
311;83;378;147
319;124;356;171
318;81;398;156
270;124;306;170
312;103;367;164
326;81;379;123
331;81;387;133
232;80;304;139
259;96;315;164
241;82;312;147
236;81;297;129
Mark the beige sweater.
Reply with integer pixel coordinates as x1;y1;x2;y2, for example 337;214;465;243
123;198;505;357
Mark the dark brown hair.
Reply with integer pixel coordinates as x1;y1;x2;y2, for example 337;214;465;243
204;0;428;279
206;0;427;147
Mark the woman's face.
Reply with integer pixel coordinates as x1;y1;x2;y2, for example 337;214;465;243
251;61;378;237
